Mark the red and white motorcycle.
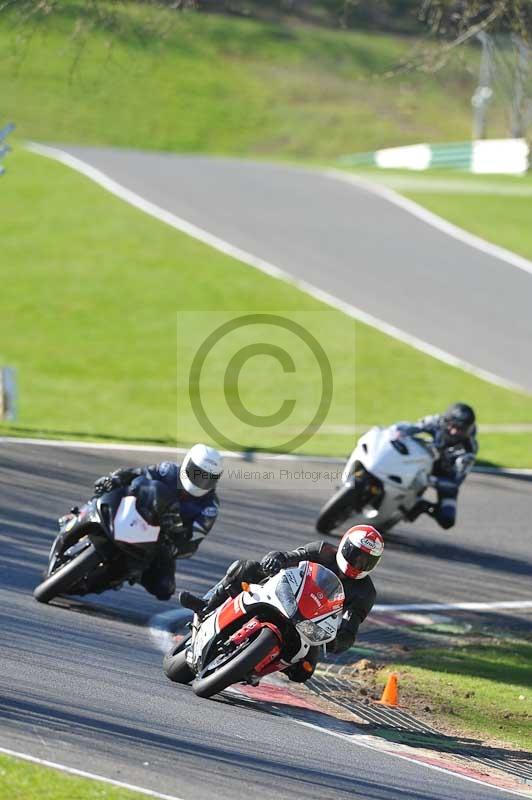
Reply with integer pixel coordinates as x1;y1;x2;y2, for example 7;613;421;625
163;561;345;699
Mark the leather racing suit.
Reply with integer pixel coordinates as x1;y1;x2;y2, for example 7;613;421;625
191;540;376;682
96;461;219;599
398;415;478;529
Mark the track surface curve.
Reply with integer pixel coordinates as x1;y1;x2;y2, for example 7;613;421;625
2;442;531;799
52;146;532;390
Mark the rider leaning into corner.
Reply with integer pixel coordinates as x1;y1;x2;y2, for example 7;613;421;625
91;444;223;600
180;524;384;682
398;402;478;530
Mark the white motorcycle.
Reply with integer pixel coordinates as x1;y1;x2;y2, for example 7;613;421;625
316;424;437;536
163;561;345;699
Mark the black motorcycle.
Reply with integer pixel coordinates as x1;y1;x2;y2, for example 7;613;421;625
34;478;185;604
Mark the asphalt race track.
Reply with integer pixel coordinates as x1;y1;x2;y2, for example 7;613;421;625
49;147;532;390
2;441;531;799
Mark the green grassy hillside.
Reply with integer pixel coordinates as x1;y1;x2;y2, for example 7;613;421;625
1;3;531;465
0;2;498;158
2;148;532;465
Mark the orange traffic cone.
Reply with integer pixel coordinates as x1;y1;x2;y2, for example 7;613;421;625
375;672;400;706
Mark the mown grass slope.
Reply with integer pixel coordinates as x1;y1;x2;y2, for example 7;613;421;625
1;3;531;463
0;2;495;158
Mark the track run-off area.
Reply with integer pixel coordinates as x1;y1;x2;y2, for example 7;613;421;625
1;440;532;799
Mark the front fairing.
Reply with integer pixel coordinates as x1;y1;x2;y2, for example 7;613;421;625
243;563;344;645
95;488;162;564
345;425;435;491
54;488;162;568
49;499;106;571
189;562;344;675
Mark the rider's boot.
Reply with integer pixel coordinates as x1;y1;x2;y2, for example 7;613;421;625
178;591;207;615
402;499;434;522
179;580;231;617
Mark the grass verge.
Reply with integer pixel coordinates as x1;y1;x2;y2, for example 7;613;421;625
0;753;151;800
380;637;532;751
2;148;532;464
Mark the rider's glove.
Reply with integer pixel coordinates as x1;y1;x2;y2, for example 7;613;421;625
260;551;287;576
94;474;119;497
160;508;185;538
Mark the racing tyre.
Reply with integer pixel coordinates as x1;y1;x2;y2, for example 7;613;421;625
33;544;102;604
163;637;194;684
316;483;359;535
192;628;278;699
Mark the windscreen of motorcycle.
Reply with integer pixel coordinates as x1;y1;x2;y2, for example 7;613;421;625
297;563;344;621
114;496;161;544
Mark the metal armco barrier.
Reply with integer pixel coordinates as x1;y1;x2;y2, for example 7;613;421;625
0;367;17;421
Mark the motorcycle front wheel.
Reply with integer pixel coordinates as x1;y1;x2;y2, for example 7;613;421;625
192;627;278;699
316;483;360;535
33;543;102;604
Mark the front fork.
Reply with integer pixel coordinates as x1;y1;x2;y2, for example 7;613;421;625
229;617;283;676
342;460;383;510
48;503;105;574
48;509;82;573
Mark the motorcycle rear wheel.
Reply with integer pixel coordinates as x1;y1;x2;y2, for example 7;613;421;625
192;627;278;699
163;636;194;684
33;544;102;604
316;483;359;535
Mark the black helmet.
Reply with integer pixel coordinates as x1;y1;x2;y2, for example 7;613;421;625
442;403;476;444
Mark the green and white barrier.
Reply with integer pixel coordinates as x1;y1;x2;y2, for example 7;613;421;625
339;138;529;175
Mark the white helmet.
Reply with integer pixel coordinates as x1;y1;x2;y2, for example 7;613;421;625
180;444;223;497
336;525;384;580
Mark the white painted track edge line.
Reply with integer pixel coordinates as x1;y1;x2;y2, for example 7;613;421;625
2;725;526;800
287;720;531;799
0;435;341;463
326;167;532;278
2;435;532;477
0;746;186;800
374;600;532;612
25;142;527;394
2;435;532;478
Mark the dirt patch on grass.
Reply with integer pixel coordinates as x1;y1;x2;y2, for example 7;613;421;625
342;634;532;752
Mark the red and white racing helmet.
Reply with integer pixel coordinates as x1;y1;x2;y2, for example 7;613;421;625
336;525;384;580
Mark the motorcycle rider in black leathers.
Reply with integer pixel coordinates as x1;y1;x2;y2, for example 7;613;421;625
179;524;384;682
398;402;478;530
92;444;223;600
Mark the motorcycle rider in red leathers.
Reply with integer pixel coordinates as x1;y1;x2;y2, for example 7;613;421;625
179;524;384;682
